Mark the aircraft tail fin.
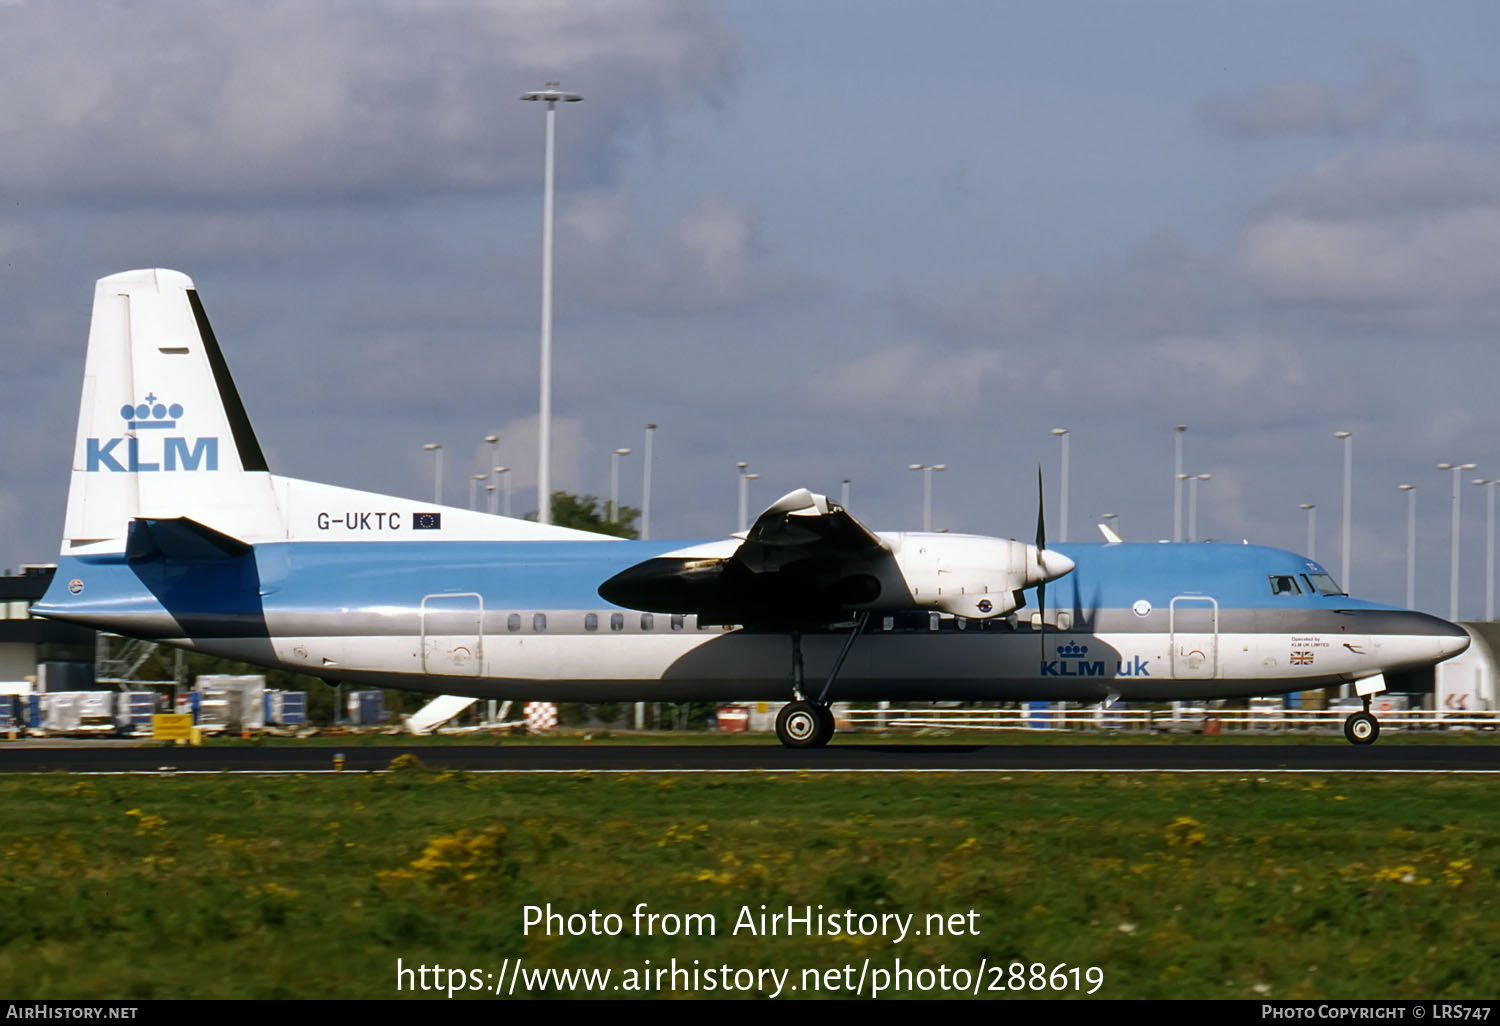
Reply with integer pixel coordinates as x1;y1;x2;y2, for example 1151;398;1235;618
60;269;616;552
62;269;283;554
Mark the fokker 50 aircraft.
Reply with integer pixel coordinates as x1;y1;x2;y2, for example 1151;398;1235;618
35;270;1470;747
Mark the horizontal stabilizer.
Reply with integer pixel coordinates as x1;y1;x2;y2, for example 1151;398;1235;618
125;517;252;562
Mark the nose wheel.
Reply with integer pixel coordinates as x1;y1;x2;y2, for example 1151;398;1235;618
1343;699;1381;746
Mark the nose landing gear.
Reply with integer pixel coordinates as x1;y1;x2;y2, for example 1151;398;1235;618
1343;697;1381;746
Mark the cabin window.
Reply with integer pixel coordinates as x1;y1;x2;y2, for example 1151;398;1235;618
882;616;894;632
533;613;547;632
610;613;624;631
1269;575;1302;596
1056;611;1072;631
671;614;684;631
640;613;654;631
507;613;521;633
585;613;598;632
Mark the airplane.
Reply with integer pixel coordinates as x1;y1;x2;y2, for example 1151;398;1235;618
33;269;1470;748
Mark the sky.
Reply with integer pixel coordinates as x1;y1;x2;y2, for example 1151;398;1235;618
3;1;1500;618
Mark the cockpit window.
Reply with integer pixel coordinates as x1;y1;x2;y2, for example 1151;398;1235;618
1269;575;1302;596
1305;573;1345;596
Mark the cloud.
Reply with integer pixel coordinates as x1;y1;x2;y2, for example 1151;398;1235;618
1200;49;1419;140
821;344;1012;416
555;190;816;315
0;0;739;204
1146;335;1308;392
880;273;1063;355
1236;135;1500;330
1264;138;1500;220
1241;209;1500;316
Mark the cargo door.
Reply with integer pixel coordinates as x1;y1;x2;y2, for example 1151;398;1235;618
421;593;483;676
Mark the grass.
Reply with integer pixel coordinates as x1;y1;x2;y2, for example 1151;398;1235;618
3;769;1498;1000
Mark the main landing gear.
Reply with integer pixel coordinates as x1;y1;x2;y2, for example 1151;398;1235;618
1343;697;1381;746
776;700;835;748
774;613;869;749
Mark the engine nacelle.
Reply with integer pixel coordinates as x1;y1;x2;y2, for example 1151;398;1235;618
888;533;1074;619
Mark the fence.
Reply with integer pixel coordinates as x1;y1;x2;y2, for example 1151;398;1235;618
836;704;1500;735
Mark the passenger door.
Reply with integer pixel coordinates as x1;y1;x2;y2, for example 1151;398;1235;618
1170;596;1218;679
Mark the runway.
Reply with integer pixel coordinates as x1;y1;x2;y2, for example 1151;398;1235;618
2;741;1499;773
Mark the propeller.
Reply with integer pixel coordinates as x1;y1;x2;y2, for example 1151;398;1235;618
1036;465;1047;661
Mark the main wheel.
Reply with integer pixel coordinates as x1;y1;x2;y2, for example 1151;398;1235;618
814;703;837;746
776;701;830;748
1344;711;1380;746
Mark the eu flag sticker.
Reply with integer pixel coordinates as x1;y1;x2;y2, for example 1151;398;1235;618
414;512;442;530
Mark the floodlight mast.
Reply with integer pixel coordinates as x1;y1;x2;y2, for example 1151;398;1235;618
521;83;582;524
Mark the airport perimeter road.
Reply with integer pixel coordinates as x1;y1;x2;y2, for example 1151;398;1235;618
2;742;1500;773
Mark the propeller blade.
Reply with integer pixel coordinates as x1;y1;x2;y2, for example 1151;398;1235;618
1035;465;1046;554
1036;465;1047;660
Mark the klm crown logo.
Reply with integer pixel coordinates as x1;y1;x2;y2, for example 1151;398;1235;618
120;393;184;430
1057;642;1088;658
87;390;218;473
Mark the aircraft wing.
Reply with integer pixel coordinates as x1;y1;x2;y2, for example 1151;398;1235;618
599;489;906;626
600;487;1075;625
733;488;886;573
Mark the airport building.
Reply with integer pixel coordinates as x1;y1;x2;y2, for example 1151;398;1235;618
0;565;94;690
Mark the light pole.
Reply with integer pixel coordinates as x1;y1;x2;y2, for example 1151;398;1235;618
469;473;487;511
495;466;512;517
521;82;582;524
1335;431;1353;593
736;462;749;533
841;479;851;508
484;433;500;501
641;424;656;540
1476;478;1497;620
609;448;631;524
1188;473;1211;542
1438;462;1478;620
486;484;497;515
736;466;759;533
423;443;443;505
1173;425;1187;542
1052;428;1070;542
1398;485;1416;609
1299;504;1316;559
909;464;947;532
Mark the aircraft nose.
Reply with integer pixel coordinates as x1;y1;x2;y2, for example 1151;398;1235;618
1436;619;1472;660
1039;548;1075;580
1398;611;1470;662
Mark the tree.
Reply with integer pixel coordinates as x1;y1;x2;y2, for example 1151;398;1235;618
526;491;640;539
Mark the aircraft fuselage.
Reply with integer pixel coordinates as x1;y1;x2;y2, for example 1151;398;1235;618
38;538;1468;704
